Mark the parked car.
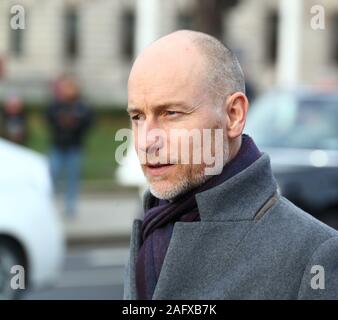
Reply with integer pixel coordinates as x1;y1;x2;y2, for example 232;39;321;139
115;136;147;200
245;88;338;228
0;138;65;299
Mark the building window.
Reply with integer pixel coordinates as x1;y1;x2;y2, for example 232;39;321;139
266;11;279;65
121;10;135;60
64;8;78;59
332;13;338;64
9;28;24;57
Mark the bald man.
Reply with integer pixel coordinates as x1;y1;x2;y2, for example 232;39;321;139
124;30;338;300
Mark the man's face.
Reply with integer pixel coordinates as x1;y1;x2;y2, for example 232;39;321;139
59;79;78;102
128;40;228;200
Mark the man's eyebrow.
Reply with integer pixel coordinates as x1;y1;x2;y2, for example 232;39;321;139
155;102;200;114
127;107;142;114
127;102;190;114
160;102;189;109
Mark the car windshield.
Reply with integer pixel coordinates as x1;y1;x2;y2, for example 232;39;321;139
245;92;338;150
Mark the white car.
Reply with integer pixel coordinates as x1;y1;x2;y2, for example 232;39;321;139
0;138;64;299
115;136;147;199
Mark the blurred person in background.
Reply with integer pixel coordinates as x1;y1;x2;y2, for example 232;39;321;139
0;95;27;145
46;76;93;217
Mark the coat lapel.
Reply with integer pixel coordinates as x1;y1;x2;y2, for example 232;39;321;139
152;219;255;299
152;154;279;299
126;153;279;299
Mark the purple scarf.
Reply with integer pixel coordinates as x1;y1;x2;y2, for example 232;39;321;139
135;134;261;299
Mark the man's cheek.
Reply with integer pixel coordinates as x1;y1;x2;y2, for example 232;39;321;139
135;144;147;164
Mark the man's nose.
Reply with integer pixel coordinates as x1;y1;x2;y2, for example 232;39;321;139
137;120;164;154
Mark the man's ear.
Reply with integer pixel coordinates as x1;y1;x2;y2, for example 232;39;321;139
224;92;249;139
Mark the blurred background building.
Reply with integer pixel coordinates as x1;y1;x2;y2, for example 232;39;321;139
0;0;337;105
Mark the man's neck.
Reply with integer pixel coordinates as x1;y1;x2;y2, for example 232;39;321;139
227;136;242;164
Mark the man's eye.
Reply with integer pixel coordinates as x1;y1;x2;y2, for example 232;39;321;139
165;111;179;116
131;114;142;121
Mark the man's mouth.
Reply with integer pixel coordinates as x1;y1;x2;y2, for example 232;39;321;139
145;163;174;175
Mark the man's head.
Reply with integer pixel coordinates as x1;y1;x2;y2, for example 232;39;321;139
127;30;249;200
58;77;79;102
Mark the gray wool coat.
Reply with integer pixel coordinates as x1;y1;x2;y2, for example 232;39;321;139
123;153;338;300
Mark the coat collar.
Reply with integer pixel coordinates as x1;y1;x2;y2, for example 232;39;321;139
126;153;279;299
196;153;278;221
143;153;278;222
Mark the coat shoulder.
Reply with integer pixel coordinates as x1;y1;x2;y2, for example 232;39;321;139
266;195;338;245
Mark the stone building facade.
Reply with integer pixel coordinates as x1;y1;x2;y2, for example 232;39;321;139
0;0;337;105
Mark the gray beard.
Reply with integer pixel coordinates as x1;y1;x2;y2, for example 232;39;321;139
148;169;209;200
148;139;231;200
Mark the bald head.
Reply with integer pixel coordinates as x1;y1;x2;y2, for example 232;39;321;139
129;30;245;104
187;30;246;99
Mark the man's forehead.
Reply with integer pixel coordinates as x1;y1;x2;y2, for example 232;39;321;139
129;35;205;83
128;76;207;110
130;53;200;84
127;32;209;111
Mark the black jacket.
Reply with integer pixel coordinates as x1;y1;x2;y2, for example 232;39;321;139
46;99;93;149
